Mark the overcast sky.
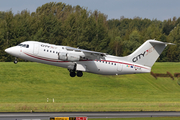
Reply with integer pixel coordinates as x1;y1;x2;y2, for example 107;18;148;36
0;0;180;21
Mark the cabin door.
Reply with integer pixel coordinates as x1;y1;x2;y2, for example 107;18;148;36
33;43;39;55
117;61;123;71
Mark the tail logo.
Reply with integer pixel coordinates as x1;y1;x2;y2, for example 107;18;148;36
132;46;155;62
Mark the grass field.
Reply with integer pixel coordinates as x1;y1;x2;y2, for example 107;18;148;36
0;62;180;112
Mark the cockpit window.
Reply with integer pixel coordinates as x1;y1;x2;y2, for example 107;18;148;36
17;44;29;48
17;44;23;46
22;44;26;47
26;44;29;48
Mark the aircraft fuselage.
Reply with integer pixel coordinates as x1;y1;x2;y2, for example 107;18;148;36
5;41;150;77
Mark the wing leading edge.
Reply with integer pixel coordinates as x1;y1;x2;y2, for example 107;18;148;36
65;46;106;60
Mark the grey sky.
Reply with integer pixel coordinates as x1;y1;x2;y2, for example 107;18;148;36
0;0;180;21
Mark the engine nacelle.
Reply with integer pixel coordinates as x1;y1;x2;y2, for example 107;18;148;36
58;52;80;61
58;52;67;61
67;53;80;61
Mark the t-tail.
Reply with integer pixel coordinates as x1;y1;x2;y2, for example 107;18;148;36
125;40;174;68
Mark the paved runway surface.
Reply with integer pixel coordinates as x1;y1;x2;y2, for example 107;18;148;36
0;112;180;120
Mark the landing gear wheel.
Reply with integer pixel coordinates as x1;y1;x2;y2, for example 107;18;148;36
77;71;83;77
70;72;76;77
14;57;18;64
14;60;18;64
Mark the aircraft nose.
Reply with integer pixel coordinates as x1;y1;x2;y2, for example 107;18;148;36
5;47;19;56
5;48;12;54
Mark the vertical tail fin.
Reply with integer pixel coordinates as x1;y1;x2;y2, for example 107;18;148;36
126;40;174;67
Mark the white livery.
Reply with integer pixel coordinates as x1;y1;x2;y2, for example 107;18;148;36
5;40;173;77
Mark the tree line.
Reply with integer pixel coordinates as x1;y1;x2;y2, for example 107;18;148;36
0;2;180;62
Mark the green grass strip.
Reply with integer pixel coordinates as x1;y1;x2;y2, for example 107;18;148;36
0;62;180;112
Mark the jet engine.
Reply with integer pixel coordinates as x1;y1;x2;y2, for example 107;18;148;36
58;52;80;61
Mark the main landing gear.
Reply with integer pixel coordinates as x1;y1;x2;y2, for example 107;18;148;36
14;57;18;64
68;63;83;77
77;71;83;77
69;71;83;77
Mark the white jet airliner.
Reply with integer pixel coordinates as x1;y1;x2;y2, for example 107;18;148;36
5;39;173;77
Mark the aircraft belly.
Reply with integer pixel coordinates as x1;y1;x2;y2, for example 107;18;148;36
83;61;117;75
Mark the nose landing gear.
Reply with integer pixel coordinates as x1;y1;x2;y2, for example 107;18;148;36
14;57;18;64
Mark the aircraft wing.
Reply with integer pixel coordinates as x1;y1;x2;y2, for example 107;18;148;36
65;46;106;60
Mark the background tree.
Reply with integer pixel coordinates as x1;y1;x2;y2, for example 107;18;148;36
0;2;180;62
